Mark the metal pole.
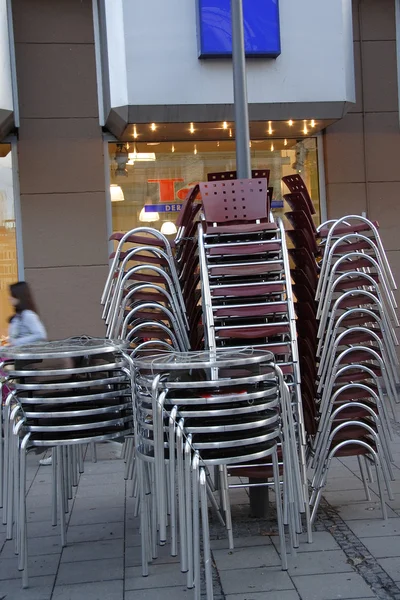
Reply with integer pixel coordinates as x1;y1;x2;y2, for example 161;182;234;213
231;0;251;179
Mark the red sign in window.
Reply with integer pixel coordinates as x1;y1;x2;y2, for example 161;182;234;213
148;178;184;202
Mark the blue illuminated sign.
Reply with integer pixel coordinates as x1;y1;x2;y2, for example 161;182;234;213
145;201;283;212
196;0;281;58
145;204;183;213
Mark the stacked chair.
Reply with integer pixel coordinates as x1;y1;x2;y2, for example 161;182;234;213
106;174;313;598
195;176;312;542
104;170;399;598
101;227;190;356
132;349;297;600
282;174;399;523
0;337;134;587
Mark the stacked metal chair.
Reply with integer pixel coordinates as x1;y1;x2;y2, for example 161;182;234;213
282;174;399;522
282;184;321;450
310;218;399;520
194;176;311;542
132;349;297;600
102;227;190;355
102;219;199;501
1;337;134;587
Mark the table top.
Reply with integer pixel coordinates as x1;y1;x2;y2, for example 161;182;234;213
132;348;274;371
1;336;126;360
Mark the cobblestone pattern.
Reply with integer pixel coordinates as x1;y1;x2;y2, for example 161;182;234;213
316;496;400;600
208;496;400;600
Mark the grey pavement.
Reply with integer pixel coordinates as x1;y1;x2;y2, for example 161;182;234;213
0;426;400;600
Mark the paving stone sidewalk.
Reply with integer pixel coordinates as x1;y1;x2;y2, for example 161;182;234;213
0;429;400;600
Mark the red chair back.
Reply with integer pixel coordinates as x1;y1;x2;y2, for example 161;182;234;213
282;174;316;215
199;178;270;225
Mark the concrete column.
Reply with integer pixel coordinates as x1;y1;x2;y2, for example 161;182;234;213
11;0;108;338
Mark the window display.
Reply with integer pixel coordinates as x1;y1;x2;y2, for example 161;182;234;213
109;138;320;236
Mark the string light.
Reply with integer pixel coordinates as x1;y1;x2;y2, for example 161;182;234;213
268;121;273;135
223;121;228;130
288;120;293;126
284;139;288;146
133;125;138;139
150;123;156;131
311;119;316;128
303;120;308;135
189;122;195;134
194;144;197;155
229;128;233;138
270;143;274;152
217;141;220;147
171;144;175;153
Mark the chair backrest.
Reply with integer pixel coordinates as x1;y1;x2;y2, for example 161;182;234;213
284;192;313;220
282;174;316;215
285;210;317;236
207;169;270;184
175;184;200;229
286;227;319;256
199;178;269;224
207;170;237;182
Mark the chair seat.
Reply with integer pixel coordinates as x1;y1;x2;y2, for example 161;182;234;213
109;232;176;248
318;221;379;237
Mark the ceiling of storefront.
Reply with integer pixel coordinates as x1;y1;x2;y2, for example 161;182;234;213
119;120;334;143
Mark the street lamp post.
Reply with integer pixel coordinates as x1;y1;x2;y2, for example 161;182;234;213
231;0;270;518
231;0;251;179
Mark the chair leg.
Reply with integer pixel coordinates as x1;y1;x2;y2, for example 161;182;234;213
71;445;78;488
124;438;135;480
52;448;58;526
2;403;10;524
374;456;388;521
357;456;371;501
67;447;73;500
185;440;194;589
91;441;97;463
206;480;225;527
137;457;149;577
200;468;213;600
6;430;14;539
56;447;67;547
220;466;234;550
19;435;30;587
364;457;374;484
78;444;84;473
169;425;177;557
150;463;158;560
192;454;201;600
273;448;288;570
177;423;188;573
14;436;20;556
62;446;69;513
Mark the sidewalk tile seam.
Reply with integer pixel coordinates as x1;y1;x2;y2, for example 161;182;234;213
315;495;400;600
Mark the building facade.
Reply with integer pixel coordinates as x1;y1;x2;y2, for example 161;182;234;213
0;0;398;339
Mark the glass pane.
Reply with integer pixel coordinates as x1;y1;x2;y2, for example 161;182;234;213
0;144;18;339
109;138;320;236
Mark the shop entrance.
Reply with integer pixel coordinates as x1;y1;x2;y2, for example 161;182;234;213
108;136;321;238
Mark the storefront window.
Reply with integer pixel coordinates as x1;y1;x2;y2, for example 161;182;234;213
0;144;17;338
109;137;320;236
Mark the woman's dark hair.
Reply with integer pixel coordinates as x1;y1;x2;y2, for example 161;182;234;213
9;281;38;314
